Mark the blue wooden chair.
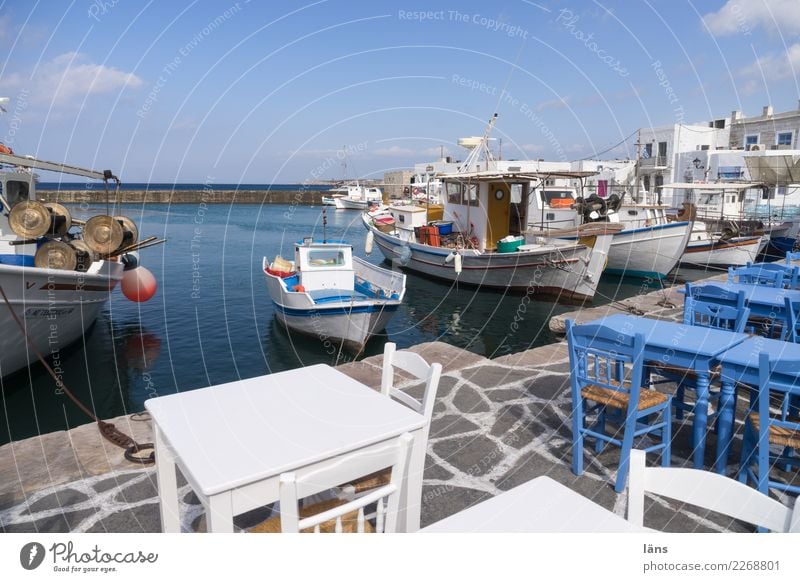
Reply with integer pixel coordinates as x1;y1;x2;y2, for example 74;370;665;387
566;319;672;493
783;297;800;343
786;250;800;264
654;284;750;422
728;263;798;289
738;352;800;498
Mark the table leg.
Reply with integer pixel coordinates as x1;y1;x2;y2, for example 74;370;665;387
398;429;424;533
153;425;181;533
692;372;710;469
207;491;235;533
714;379;736;474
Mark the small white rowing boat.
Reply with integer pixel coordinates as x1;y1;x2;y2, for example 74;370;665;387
263;238;405;352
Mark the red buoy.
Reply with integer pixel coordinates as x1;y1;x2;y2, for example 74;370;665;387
122;266;158;302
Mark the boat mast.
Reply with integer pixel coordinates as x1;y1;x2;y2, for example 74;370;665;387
633;129;641;204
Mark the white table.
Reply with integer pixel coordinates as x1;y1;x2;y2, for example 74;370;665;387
420;476;648;533
145;364;427;533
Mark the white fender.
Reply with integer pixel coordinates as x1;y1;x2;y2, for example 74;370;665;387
454;253;462;275
365;230;374;254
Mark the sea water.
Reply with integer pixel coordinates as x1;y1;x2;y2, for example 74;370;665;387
1;203;659;444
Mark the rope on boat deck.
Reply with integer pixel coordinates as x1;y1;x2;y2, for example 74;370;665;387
0;285;155;465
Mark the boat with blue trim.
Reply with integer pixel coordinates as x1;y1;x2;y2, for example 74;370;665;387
263;238;406;352
529;188;693;280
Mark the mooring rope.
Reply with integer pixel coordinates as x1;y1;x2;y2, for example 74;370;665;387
0;285;154;465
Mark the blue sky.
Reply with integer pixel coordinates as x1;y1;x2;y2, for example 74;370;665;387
1;0;799;182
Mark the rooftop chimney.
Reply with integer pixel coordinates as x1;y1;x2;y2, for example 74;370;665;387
731;110;741;121
763;105;773;117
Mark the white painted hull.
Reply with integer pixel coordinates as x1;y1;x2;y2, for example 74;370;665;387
335;197;371;210
0;261;124;376
264;256;405;351
604;221;692;279
680;235;764;267
364;216;612;303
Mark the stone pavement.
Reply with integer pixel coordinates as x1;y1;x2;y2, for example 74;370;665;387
5;334;794;534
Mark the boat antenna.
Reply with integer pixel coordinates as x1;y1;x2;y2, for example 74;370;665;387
459;113;498;174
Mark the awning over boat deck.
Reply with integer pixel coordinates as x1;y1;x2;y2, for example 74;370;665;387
437;170;598;182
744;154;800;185
660;182;763;190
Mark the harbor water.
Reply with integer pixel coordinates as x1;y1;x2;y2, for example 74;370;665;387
1;203;689;444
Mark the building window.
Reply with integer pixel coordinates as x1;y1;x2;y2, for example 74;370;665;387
745;135;759;146
777;131;793;146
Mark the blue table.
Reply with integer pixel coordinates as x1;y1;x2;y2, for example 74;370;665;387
716;337;800;472
578;314;750;470
688;282;800;325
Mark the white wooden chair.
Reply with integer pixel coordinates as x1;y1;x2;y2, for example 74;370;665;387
626;449;800;532
342;342;442;496
250;433;413;533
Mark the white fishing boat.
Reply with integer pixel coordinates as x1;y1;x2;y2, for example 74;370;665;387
263;238;405;352
680;222;767;268
529;188;693;279
321;193;344;206
663;181;793;256
333;184;383;210
0;150;159;377
362;178;620;302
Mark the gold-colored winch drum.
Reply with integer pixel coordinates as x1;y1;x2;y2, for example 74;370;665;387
34;240;78;271
83;215;124;255
113;215;139;251
69;239;94;272
43;202;73;236
9;200;51;238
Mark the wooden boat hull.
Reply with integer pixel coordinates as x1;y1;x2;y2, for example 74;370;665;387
0;261;123;376
603;221;692;279
263;256;405;352
680;235;764;267
363;215;612;303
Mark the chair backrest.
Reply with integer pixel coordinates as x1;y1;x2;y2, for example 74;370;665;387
566;319;646;413
784;297;800;342
683;292;750;332
278;432;413;533
786;250;800;265
381;342;442;421
626;449;800;532
756;350;800;429
728;264;789;288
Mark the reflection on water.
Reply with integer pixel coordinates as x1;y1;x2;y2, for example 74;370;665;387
1;203;683;444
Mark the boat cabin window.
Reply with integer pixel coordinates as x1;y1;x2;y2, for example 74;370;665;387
445;182;478;206
1;180;30;207
510;184;522;204
307;250;345;267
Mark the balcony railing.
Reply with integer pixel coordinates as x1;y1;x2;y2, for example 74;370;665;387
638;155;668;168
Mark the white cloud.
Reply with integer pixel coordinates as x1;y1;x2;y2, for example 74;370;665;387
520;144;545;153
372;145;416;157
535;97;570;111
2;52;142;106
703;0;800;36
740;42;800;81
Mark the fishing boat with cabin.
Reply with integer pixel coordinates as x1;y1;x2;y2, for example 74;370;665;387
361;116;620;302
263;236;406;352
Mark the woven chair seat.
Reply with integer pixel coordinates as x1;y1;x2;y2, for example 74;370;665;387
649;362;721;382
581;384;668;411
747;413;800;449
344;469;391;494
248;498;375;533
